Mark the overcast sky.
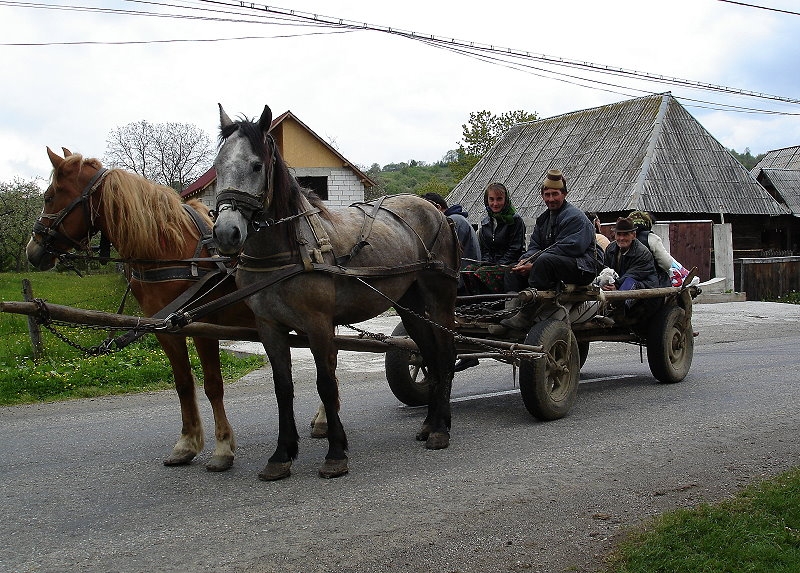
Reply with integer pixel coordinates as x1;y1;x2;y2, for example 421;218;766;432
1;0;799;184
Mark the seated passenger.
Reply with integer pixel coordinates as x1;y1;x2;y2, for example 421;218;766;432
423;192;481;294
628;210;690;287
461;182;526;295
497;169;599;333
601;217;660;314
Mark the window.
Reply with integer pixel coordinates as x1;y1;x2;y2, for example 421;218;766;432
297;176;328;200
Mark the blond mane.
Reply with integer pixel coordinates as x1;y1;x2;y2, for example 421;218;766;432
72;155;205;260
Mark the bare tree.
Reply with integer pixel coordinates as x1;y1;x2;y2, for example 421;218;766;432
104;121;214;191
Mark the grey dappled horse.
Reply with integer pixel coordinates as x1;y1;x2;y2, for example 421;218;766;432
211;104;460;480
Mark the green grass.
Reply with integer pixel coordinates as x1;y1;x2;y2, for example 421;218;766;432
0;271;263;405
606;468;800;572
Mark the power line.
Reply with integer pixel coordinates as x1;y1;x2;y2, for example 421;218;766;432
716;0;800;17
3;0;799;113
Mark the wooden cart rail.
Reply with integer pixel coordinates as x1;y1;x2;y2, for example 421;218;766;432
0;300;547;357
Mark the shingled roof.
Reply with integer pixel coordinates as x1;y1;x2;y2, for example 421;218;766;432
448;93;788;224
752;145;800;171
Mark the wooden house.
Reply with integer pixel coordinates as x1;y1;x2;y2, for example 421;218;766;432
182;110;376;208
447;93;796;284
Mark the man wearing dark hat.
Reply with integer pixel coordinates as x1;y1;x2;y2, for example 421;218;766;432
602;216;660;295
497;169;600;333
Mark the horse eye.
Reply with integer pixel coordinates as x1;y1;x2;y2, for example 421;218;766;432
253;163;263;173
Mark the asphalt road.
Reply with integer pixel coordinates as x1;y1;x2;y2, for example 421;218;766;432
2;301;800;573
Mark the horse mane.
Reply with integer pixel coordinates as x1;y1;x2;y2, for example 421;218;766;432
58;154;198;259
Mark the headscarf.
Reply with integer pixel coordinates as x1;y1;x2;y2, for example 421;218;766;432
484;183;517;225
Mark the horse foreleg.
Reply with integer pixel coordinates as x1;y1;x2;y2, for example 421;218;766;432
194;337;236;472
308;331;348;478
157;334;205;466
258;327;298;481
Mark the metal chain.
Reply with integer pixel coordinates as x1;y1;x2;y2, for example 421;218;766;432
31;299;156;357
347;279;540;364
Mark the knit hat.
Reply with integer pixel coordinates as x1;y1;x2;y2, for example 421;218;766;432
541;169;566;191
614;217;636;233
628;210;652;231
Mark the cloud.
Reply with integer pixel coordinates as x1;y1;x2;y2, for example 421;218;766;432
1;0;798;182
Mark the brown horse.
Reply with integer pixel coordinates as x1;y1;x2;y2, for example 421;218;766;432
211;104;459;480
25;148;321;471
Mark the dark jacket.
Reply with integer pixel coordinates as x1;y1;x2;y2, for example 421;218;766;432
478;212;526;265
604;238;660;289
523;200;601;274
444;206;481;269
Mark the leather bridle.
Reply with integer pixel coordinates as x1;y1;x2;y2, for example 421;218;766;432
31;167;108;255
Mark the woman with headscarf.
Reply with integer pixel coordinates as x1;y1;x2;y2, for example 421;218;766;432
461;182;526;294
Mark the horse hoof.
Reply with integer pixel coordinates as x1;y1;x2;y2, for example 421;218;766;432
318;458;349;479
425;432;450;450
310;422;328;439
258;462;292;481
206;455;234;472
415;424;432;442
163;450;196;466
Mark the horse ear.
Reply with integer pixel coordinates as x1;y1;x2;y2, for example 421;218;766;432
257;105;273;133
219;103;234;130
47;146;64;169
62;147;72;157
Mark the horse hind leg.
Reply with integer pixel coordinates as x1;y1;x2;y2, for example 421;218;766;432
194;337;236;472
158;335;205;466
397;281;455;450
310;402;328;438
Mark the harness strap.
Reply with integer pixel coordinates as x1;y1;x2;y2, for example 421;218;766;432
168;259;458;329
114;269;232;348
337;196;387;266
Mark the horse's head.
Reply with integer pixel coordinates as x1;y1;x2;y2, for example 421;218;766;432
26;147;108;270
212;104;275;255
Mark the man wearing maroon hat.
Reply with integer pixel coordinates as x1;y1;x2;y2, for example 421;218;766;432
497;169;600;333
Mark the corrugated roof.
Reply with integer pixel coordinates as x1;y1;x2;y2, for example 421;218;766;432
448;93;787;224
758;168;800;214
752;145;800;172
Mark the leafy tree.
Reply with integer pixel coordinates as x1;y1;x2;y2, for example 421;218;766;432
0;178;43;272
729;147;766;171
104;121;214;192
452;109;539;180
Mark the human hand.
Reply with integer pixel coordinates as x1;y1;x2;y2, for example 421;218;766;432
511;261;532;276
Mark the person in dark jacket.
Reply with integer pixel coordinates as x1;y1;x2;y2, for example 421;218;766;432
422;192;481;293
497;169;600;333
461;182;526;295
504;170;599;292
602;216;660;294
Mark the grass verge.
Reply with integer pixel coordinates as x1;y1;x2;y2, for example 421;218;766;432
605;467;800;572
1;271;263;405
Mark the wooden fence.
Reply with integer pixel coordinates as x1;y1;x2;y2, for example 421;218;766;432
734;256;800;300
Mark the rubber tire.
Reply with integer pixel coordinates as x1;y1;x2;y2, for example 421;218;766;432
519;319;580;421
384;323;429;406
577;340;590;368
646;303;693;384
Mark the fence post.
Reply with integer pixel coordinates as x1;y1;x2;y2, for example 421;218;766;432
21;279;44;359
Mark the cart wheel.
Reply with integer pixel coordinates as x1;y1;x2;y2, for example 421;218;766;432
385;323;429;406
577;340;590;368
646;303;693;383
519;319;580;421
